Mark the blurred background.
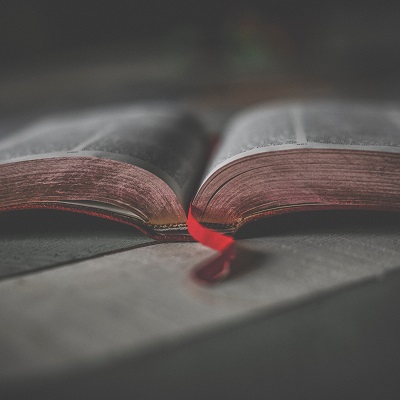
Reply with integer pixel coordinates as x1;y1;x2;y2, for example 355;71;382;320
2;0;400;120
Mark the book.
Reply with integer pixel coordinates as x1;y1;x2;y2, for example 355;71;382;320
1;100;400;245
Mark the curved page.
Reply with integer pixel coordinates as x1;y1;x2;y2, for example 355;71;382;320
194;100;400;228
0;105;208;234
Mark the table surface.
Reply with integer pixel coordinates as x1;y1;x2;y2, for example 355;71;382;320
0;209;399;399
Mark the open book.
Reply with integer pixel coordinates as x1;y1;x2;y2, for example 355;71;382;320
1;100;400;243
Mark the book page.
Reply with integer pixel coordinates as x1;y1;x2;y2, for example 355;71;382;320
0;105;208;205
203;100;400;182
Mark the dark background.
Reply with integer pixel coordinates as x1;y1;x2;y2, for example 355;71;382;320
2;0;400;99
2;0;400;74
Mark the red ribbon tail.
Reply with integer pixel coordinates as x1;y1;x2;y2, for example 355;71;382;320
187;204;236;283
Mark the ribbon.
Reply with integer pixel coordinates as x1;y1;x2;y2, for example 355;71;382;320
187;204;236;283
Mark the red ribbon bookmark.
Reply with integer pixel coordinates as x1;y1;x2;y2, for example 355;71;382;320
187;204;236;283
